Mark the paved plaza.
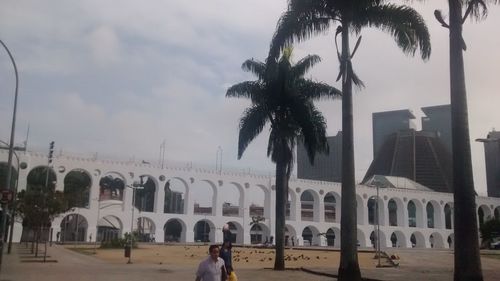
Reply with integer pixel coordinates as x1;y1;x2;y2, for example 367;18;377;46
1;244;500;281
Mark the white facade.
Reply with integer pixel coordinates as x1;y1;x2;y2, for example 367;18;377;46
2;149;500;249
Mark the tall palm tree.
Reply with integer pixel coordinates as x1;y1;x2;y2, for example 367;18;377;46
227;48;341;270
268;1;431;280
434;1;498;280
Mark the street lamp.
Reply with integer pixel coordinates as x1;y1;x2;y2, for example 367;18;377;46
0;38;19;272
93;197;101;254
127;179;144;264
0;140;20;255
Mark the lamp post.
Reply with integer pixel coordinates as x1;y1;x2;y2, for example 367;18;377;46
93;197;100;254
127;179;144;264
0;38;19;272
0;140;20;255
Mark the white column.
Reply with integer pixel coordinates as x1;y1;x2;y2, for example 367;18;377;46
156;183;165;214
318;198;325;223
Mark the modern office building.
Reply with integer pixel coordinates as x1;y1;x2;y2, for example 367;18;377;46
367;105;453;193
363;130;453;193
421;105;451;153
297;131;342;182
372;110;416;158
479;130;500;198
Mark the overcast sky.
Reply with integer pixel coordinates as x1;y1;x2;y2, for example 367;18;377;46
1;0;499;198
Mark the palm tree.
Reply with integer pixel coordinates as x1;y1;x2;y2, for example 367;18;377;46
434;1;498;280
268;1;431;280
227;48;341;270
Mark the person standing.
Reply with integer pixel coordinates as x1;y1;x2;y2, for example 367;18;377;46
195;245;227;281
219;241;233;275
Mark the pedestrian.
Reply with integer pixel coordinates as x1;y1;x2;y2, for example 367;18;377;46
219;240;233;275
195;244;227;281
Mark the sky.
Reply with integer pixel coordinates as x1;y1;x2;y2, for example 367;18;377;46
1;0;499;200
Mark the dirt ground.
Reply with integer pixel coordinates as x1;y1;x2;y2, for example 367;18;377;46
68;244;391;269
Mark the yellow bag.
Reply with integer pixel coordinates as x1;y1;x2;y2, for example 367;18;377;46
228;271;238;281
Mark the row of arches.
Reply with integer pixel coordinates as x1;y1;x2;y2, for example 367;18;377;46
13;165;500;231
55;213;455;249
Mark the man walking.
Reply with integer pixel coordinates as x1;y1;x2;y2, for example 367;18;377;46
195;245;227;281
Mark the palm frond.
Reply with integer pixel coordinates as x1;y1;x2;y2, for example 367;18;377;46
354;4;431;60
237;104;269;159
288;97;329;164
296;79;342;100
226;81;264;103
269;9;331;61
242;59;266;79
292;54;321;77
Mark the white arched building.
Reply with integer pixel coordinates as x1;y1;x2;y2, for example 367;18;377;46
2;149;500;249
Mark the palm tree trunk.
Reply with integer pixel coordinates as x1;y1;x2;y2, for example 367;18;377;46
338;22;362;281
448;2;483;281
273;148;288;270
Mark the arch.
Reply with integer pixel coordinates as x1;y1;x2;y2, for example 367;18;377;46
60;214;88;242
447;234;454;249
326;227;340;247
164;218;186;242
478;205;492;225
357;228;367;248
368;197;384;226
390;231;406;248
387;198;401;226
99;173;125;201
285;224;297;246
194;219;216;243
250;223;270;244
408;199;424;228
98;215;123;242
193;180;217;216
27;166;57;191
495;206;500;221
426;202;435;228
135;175;156;213
369;230;388;249
301;225;320;246
410;232;425;248
444;203;453;229
164;178;188;214
222;183;243;217
63;169;92;209
0;162;19;190
225;221;243;244
135;217;156;242
324;192;340;223
300;189;319;222
429;232;445;249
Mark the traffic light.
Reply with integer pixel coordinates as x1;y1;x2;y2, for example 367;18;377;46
48;141;55;164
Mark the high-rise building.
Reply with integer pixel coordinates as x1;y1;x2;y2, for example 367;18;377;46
366;105;453;193
479;130;500;198
297;131;342;182
372;109;416;157
421;104;451;153
363;130;453;193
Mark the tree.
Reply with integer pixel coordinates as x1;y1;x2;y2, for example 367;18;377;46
16;185;70;255
227;48;341;270
269;1;430;279
434;1;498;280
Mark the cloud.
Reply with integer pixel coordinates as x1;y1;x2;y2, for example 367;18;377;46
0;0;499;197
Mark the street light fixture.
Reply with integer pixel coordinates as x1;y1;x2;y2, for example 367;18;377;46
127;178;144;264
0;38;19;272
